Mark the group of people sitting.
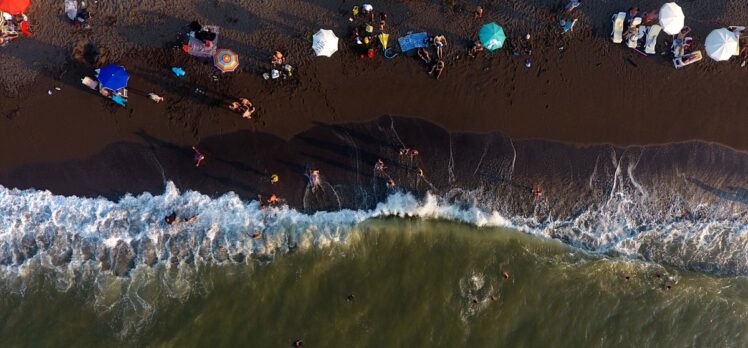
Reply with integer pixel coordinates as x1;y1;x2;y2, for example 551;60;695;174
416;34;447;79
229;98;256;119
0;12;30;47
262;50;294;80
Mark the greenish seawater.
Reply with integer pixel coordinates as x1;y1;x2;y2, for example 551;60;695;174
2;219;748;347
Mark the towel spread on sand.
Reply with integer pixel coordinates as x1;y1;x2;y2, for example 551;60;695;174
398;32;429;52
187;25;219;57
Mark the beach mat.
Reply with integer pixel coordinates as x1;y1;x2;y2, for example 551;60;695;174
398;32;428;52
188;25;219;57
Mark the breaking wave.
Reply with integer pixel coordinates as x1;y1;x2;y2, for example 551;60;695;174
1;178;746;283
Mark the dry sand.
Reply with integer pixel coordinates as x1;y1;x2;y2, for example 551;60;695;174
0;0;747;202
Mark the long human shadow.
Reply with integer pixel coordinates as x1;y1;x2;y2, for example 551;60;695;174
686;177;748;205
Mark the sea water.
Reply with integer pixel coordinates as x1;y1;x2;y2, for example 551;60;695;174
2;218;748;347
0;183;747;346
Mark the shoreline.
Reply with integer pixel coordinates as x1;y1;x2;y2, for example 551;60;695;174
1;0;748;197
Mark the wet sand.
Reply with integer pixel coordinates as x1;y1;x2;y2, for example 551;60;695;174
1;0;747;202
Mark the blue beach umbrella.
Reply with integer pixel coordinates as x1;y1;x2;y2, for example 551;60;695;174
97;64;129;90
479;22;506;51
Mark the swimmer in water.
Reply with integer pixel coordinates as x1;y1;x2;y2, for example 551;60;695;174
251;231;262;239
165;212;177;225
387;178;396;188
502;271;510;280
375;159;386;172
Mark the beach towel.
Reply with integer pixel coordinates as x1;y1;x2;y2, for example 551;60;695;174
611;12;625;43
644;24;661;54
111;95;127;106
187;25;219;58
398;32;428;53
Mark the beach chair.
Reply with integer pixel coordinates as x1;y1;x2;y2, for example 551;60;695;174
673;50;702;69
644;24;661;54
81;76;98;90
624;17;643;48
611;12;625;43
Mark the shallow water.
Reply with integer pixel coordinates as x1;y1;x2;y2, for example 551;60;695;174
2;219;747;347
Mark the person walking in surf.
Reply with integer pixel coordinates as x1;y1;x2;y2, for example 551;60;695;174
308;169;322;192
192;146;205;167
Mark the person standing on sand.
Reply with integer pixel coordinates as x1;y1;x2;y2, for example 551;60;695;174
192;146;205;167
475;6;483;19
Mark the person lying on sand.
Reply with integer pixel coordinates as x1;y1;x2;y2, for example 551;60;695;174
0;31;19;47
433;35;448;60
240;98;255;119
428;60;445;79
148;93;164;103
417;48;432;64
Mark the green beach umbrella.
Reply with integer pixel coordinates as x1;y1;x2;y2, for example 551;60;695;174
479;22;506;51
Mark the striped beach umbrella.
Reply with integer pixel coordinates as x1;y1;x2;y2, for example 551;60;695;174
479;22;506;51
214;49;239;73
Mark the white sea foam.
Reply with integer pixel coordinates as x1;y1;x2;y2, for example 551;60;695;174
0;180;746;282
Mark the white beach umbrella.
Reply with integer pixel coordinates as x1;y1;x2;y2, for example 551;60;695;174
312;29;339;57
705;28;739;61
659;2;685;35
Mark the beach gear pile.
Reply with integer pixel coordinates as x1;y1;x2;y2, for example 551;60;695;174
346;3;390;59
0;0;31;47
610;2;745;68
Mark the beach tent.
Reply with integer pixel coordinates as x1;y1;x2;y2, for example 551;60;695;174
705;28;739;61
0;0;29;14
659;2;684;35
214;49;239;72
96;64;129;91
312;29;339;57
479;22;506;51
397;32;428;52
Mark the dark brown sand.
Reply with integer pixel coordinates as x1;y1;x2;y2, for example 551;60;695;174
0;0;747;203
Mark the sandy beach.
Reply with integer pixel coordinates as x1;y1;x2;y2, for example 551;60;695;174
1;0;747;202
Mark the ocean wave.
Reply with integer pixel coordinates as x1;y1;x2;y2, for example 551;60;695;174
0;179;746;282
